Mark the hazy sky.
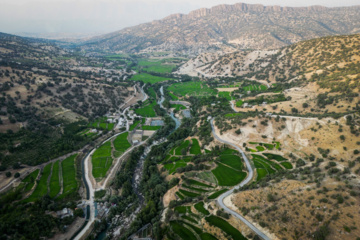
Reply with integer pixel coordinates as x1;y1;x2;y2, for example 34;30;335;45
1;0;359;35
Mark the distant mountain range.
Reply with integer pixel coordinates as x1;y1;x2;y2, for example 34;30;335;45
80;2;360;53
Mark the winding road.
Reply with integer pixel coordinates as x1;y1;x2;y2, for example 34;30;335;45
210;118;271;240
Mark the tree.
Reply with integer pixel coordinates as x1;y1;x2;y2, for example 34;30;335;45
302;103;309;108
235;129;241;135
5;172;11;177
340;135;345;141
14;172;20;178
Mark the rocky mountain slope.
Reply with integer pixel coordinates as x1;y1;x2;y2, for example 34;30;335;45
81;3;360;53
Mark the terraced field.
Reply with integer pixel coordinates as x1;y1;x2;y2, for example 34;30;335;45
22;169;40;193
25;164;52;202
205;215;247;240
190;139;201;155
243;84;267;92
252;153;293;181
49;161;61;198
113;132;131;157
168;82;216;97
212;162;246;186
59;154;78;198
92;141;113;179
219;154;243;171
130;73;173;84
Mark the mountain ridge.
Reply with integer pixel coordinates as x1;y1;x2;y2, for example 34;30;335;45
81;2;360;53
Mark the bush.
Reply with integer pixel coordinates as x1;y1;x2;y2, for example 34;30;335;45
296;159;306;167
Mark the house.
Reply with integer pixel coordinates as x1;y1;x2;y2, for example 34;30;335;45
56;208;74;219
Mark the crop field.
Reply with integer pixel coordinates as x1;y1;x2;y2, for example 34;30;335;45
236;100;243;107
22;169;40;193
194;202;210;215
89;117;114;131
176;191;185;200
224;112;242;118
60;154;78;198
92;141;113;179
218;83;241;88
147;87;157;98
263;153;287;162
170;221;197;240
175;140;190;155
130;73;173;84
174;206;190;214
218;92;232;100
142;125;161;130
212;162;246;186
281;162;293;169
205;215;247;240
190;139;201;155
200;233;218;240
164;159;187;174
220;148;238;155
171;104;186;111
243;84;267;92
134;100;157;117
167;82;216;97
113;132;131;155
186;178;214;188
256;168;268;181
179;189;200;198
256;146;265;151
219;155;243;171
26;164;52;202
182;184;209;193
208;189;228;199
49;161;61;198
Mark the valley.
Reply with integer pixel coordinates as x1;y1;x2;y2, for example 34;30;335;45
0;2;360;240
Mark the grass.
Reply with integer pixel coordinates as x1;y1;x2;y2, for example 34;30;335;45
263;153;287;162
168;82;216;97
92;141;113;179
49;161;61;198
205;215;247;240
171;104;186;111
194;202;210;215
219;155;243;171
130;73;173;84
179;189;200;198
113;132;131;154
190;139;201;155
175;140;190;155
141;125;161;130
208;189;228;199
212;162;246;186
135;100;157;117
256;168;268;181
281;162;293;169
59;154;78;198
170;221;197;240
22;169;40;193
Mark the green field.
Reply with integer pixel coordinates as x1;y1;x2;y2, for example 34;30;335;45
176;191;185;200
218;92;232;100
256;146;265;151
219;155;243;171
60;154;78;198
179;189;200;198
200;233;218;240
243;84;267;92
224;112;242;118
113;132;131;155
190;139;201;155
147;87;157;98
175;140;190;155
256;168;268;181
169;92;179;100
130;73;173;84
183;184;209;193
171;104;186;111
212;162;246;186
137;59;176;73
192;172;218;185
194;202;210;215
134;100;157;117
170;221;197;240
141;125;161;130
205;215;247;240
280;162;293;169
236;100;243;107
174;206;189;214
89;117;114;131
130;120;140;131
168;82;216;97
22;169;40;193
208;189;228;199
263;153;287;162
26;164;52;202
164;159;187;174
220;148;238;155
92;141;113;179
49;161;61;198
186;178;214;188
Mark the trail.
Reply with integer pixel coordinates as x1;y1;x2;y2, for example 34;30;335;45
210;118;271;240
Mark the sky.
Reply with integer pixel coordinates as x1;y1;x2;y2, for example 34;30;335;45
1;0;359;36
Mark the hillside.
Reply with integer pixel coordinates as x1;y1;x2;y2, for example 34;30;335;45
80;3;360;53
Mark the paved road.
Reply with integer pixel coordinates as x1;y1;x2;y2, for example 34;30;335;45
210;118;271;240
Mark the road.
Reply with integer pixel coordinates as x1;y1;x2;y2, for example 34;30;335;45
210;118;271;240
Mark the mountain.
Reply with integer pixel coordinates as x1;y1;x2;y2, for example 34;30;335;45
80;3;360;53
